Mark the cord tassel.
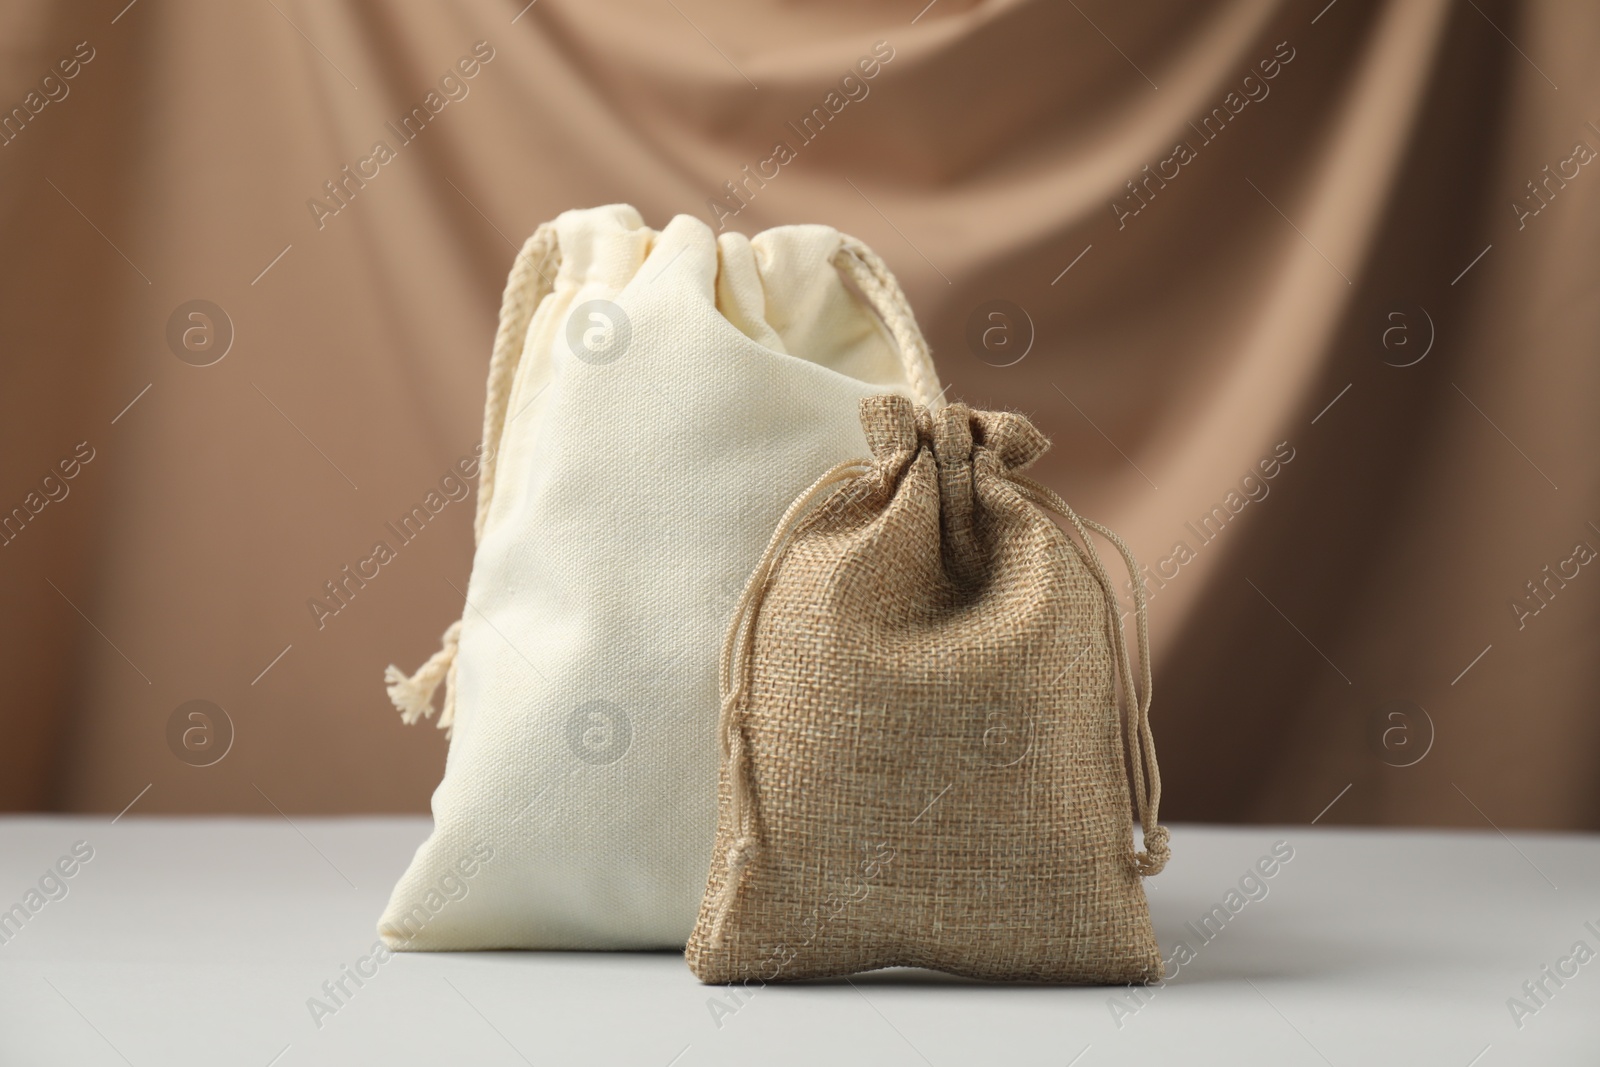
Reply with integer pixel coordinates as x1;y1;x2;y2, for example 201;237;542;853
382;227;557;739
384;620;463;731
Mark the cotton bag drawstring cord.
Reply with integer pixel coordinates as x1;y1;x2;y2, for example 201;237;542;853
384;620;463;729
386;229;939;738
383;224;559;735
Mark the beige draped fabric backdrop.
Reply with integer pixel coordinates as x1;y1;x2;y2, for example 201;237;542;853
2;0;1595;829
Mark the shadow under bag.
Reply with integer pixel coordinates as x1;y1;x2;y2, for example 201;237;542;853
688;395;1169;983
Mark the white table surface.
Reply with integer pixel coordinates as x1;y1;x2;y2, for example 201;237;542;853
0;817;1595;1066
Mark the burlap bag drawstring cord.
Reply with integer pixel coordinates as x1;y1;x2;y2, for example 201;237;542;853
1007;473;1168;877
384;226;560;734
709;457;875;948
708;456;1169;949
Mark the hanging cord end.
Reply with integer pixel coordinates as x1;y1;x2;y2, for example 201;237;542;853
383;664;433;724
705;457;872;952
384;620;463;730
707;834;757;949
1133;824;1170;877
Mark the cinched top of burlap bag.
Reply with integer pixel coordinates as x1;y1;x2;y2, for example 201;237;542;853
686;394;1167;984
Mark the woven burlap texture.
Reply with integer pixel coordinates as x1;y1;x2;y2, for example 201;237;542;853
686;394;1166;984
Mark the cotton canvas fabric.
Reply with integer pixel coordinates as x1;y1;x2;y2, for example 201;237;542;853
379;205;944;950
687;395;1166;983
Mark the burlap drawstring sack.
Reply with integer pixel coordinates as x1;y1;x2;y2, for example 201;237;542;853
686;394;1168;984
377;206;945;950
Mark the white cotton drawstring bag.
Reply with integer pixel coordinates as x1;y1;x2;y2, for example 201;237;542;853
378;204;943;949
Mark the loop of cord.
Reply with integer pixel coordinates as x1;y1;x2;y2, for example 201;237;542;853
832;239;945;412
